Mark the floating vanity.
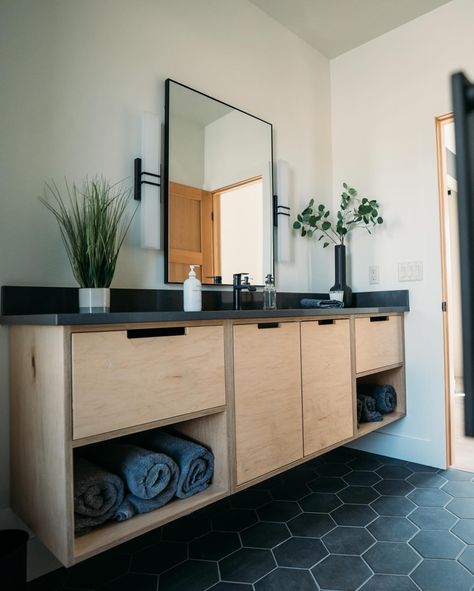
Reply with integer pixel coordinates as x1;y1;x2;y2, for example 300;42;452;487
2;300;407;567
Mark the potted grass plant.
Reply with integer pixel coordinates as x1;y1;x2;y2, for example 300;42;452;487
40;176;135;313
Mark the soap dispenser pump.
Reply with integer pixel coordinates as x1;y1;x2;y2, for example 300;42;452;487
183;265;202;312
263;273;277;310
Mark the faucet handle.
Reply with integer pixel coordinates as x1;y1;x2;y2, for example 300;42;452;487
233;272;249;285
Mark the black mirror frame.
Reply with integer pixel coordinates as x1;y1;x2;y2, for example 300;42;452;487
163;78;275;286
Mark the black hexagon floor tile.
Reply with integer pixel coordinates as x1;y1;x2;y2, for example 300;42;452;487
409;529;465;559
299;492;342;513
309;476;347;493
311;554;372;590
254;567;318;591
349;457;383;471
408;507;457;530
162;514;210;542
451;518;474;543
189;531;241;560
438;468;473;481
367;516;418;542
331;504;378;526
66;548;130;589
208;584;252;591
270;481;310;501
130;541;186;575
230;488;271;509
240;521;290;548
212;508;258;532
337;485;379;504
359;574;419;591
443;480;474;497
374;479;414;497
159;560;219;591
449;497;474;518
317;463;351;477
363;541;420;575
322;526;375;554
407;473;447;488
459;546;474;574
343;470;381;486
371;496;416;517
287;512;336;537
407;488;451;507
219;548;276;584
411;559;474;591
406;462;439;473
376;465;413;480
257;500;301;522
273;536;328;568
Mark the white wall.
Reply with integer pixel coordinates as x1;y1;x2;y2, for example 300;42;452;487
331;0;474;468
169;116;205;188
0;0;332;577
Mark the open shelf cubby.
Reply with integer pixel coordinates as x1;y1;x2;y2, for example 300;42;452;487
73;410;229;563
356;365;406;437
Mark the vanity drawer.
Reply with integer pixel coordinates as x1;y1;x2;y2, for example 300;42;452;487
355;315;403;374
71;325;225;439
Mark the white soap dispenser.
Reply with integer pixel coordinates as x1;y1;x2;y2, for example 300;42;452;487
183;265;202;312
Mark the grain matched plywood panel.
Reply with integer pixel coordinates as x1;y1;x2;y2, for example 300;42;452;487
355;315;403;374
302;319;353;456
234;322;303;484
72;326;225;439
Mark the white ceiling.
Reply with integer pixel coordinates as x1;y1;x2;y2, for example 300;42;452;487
249;0;452;58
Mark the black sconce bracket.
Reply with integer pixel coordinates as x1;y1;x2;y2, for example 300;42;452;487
134;157;161;201
273;194;291;227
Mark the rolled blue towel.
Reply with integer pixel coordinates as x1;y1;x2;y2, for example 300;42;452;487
114;482;178;522
359;384;397;414
300;298;344;309
357;394;383;423
74;457;125;534
139;430;214;499
85;443;179;500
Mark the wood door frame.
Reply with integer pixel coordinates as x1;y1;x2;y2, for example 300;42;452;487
435;112;454;467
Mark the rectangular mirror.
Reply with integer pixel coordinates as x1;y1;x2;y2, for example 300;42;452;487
164;79;274;285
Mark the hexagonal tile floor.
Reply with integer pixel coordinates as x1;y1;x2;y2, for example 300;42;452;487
28;449;474;590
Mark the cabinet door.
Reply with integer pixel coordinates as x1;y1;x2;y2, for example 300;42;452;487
72;325;225;439
234;322;303;485
302;319;353;456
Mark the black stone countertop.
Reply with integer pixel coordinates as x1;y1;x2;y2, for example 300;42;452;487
0;286;409;326
0;306;408;326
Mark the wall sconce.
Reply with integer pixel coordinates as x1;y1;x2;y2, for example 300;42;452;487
275;159;291;262
134;111;161;250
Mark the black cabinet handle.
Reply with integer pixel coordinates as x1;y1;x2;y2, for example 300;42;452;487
257;322;280;329
127;327;186;339
318;319;335;325
370;316;389;323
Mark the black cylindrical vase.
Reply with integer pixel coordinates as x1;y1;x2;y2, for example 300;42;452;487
330;244;352;306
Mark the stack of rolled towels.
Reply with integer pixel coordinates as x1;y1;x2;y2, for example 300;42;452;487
357;384;397;424
73;430;214;534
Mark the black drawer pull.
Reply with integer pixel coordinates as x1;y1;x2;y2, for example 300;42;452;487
318;319;335;325
370;316;389;322
257;322;280;329
127;327;186;339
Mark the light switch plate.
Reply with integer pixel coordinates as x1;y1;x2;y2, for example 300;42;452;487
398;261;423;282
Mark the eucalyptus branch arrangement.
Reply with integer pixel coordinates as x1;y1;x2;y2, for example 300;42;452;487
40;176;136;288
293;182;384;247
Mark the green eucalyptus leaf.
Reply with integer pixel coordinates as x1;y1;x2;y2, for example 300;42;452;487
324;210;330;218
348;188;356;195
309;198;314;207
302;228;307;236
377;216;383;224
323;242;329;248
343;182;348;189
293;221;301;229
318;204;325;212
322;221;331;231
309;215;317;226
307;229;313;237
297;214;303;222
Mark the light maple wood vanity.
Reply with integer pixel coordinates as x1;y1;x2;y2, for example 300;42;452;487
6;309;406;566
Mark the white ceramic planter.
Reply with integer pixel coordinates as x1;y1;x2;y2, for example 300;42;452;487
79;287;110;313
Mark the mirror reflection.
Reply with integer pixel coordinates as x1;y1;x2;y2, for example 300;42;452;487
165;80;274;285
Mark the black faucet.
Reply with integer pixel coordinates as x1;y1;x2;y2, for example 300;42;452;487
233;273;257;310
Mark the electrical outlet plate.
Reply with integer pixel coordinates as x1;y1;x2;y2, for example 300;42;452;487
369;266;379;284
